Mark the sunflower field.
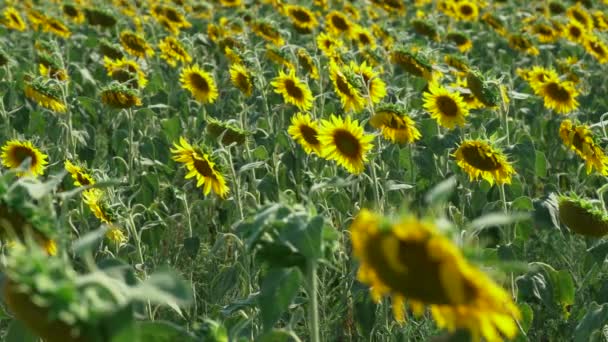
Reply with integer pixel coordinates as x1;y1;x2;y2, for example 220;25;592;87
3;0;608;341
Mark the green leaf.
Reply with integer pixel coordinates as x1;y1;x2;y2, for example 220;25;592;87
135;321;197;342
425;176;457;205
253;146;269;160
516;263;574;318
259;268;301;332
256;329;299;342
72;226;108;256
534;151;547;178
183;236;200;259
5;319;38;342
574;302;608;342
129;270;193;316
588;240;608;265
284;215;324;261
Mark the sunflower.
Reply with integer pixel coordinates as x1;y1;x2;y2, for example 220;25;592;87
100;84;142;109
288;112;322;155
390;47;433;80
26;9;46;31
206;117;249;146
220;0;242;7
450;78;484;110
412;19;440;41
531;23;560;43
446;31;473;52
517;66;559;93
99;39;124;60
158;36;192;67
106;227;127;244
229;63;254;97
350;61;386;104
537;79;579;114
566;4;593;30
24;79;67;113
559;119;608;175
583;35;608;64
43;17;71;39
481;13;507;36
508;34;539;56
2;7;27;31
325;11;352;36
103;56;147;89
251;20;284;46
119;31;155;58
180;65;219;104
351;25;377;50
285;4;318;33
296;49;319;80
1;140;48;177
38;53;68;82
171;137;230;198
350;209;521;341
455;1;479;21
329;62;366;113
266;46;295;70
444;54;470;75
423;82;469;130
563;20;587;43
558;195;608;237
316;32;344;57
370;104;421;144
84;8;118;27
83;189;114;224
454;140;515;185
270;69;314;111
64;160;95;187
318;115;374;174
62;4;84;24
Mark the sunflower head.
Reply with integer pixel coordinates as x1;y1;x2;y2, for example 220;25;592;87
508;34;540;56
229;63;254;97
119;30;155;58
205;117;249;146
64;160;95;187
180;65;219;104
423;81;469;130
538;79;579;114
559;119;608;175
466;70;501;107
446;31;473;52
288;112;322;155
99;39;124;60
390;46;433;80
370;104;421;144
2;7;27;32
318;115;374;174
412;19;439;41
559;195;608;237
270;68;313;111
24;77;67;113
453;139;515;185
84;7;117;27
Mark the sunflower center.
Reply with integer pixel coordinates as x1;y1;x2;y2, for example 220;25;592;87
192;157;218;180
330;14;349;31
11;146;37;167
384;114;407;129
569;26;582;38
299;125;320;146
589;41;606;56
284;79;304;100
572;11;588;26
460;145;501;171
163;8;182;23
64;5;78;17
333;129;361;158
290;9;312;23
190;73;210;93
123;35;146;53
545;82;571;102
235;72;250;91
459;4;473;16
335;74;354;97
76;172;92;186
358;33;371;45
436;95;459;117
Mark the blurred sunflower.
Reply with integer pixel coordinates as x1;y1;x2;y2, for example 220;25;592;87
266;46;295;70
43;17;71;38
1;140;48;177
351;25;377;50
454;140;515;185
350;209;520;341
288;112;322;155
318;115;374;174
106;227;127;244
251;20;284;46
531;22;560;43
563;20;587;43
329;62;366;112
559;119;608;175
26;9;46;31
316;32;344;57
24;79;67;113
559;195;608;237
350;61;386;104
83;189;114;224
296;49;319;80
229;63;254;97
517;66;559;93
38;53;68;82
62;4;85;24
537;78;579;114
158;36;192;67
103;56;147;89
508;34;539;56
450;78;483;110
390;47;433;80
171;137;230;198
423;82;469;130
2;7;26;31
446;31;473;52
325;10;352;36
566;4;593;30
220;0;242;7
100;84;142;109
180;65;219;104
84;7;117;28
206;118;248;146
369;104;421;144
64;160;95;187
481;13;507;36
285;4;318;33
455;1;479;21
583;35;608;64
270;69;313;111
412;19;440;41
119;30;155;58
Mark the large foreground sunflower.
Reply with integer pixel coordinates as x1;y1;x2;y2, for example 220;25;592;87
369;104;421;144
453;140;515;185
270;69;313;111
350;209;521;342
537;78;579;114
423;82;469;129
559;119;608;175
180;65;219;104
318;115;374;174
288;112;322;155
1;140;48;177
171;137;229;198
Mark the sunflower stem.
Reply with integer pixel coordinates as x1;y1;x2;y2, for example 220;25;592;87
369;160;382;213
307;260;320;342
226;147;244;220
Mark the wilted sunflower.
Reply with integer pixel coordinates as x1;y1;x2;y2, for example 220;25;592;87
446;31;473;52
559;119;608;175
288;112;322;155
158;36;192;67
370;104;421;144
583;35;608;64
24;79;67;113
251;20;284;46
171;137;230;198
444;54;470;75
180;65;219;104
229;63;254;97
99;39;124;60
270;69;314;111
350;61;386;104
43;17;71;38
329;62;366;113
100;84;142;109
318;115;374;174
1;140;48;177
450;78;483;110
454;140;515;185
296;49;319;80
64;160;95;187
285;4;318;33
423;82;469;130
350;209;521;341
206;117;248;146
411;19;440;41
559;195;608;237
119;31;155;58
537;78;579;114
62;4;85;24
83;189;114;224
455;1;479;21
2;7;26;31
390;47;433;80
316;32;344;57
325;10;352;36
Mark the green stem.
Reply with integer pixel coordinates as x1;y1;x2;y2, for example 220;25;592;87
307;261;320;342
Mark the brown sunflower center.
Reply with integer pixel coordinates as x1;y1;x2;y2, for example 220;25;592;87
49;21;68;32
11;147;37;167
571;10;588;26
192;157;217;180
122;35;146;53
569;25;582;38
589;41;607;57
358;33;371;45
76;172;92;186
330;14;349;31
290;9;312;23
384;114;407;129
436;95;459;117
299;125;320;146
9;13;19;24
544;82;571;102
333;129;361;158
284;79;304;100
190;73;210;93
460;145;501;171
63;5;78;17
335;74;355;97
235;72;251;92
459;4;473;16
163;8;182;23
